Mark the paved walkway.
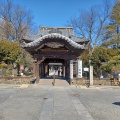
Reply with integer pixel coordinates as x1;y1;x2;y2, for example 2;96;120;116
38;79;94;119
1;80;120;120
0;79;94;120
38;86;94;120
39;78;70;87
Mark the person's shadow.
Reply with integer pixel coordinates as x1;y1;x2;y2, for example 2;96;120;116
112;102;120;106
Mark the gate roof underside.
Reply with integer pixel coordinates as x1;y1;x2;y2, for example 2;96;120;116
21;27;89;51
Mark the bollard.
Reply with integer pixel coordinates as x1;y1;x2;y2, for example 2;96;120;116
52;74;55;86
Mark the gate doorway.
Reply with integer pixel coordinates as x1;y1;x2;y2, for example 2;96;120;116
39;58;67;79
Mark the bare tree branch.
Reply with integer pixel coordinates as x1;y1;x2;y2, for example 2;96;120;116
0;0;33;42
70;0;112;48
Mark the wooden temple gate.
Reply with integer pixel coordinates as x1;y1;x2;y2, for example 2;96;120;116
22;27;89;84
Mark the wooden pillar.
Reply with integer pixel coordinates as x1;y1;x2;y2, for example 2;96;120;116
33;61;40;83
47;65;49;76
65;64;67;77
39;63;41;78
33;62;36;77
39;62;44;78
43;63;45;76
41;63;43;75
36;62;40;83
65;63;68;78
45;64;48;75
63;65;65;77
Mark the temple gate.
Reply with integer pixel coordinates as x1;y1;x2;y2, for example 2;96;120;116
22;27;89;84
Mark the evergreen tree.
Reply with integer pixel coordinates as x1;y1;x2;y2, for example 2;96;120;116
102;1;120;48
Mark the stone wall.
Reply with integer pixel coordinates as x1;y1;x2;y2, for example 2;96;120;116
0;76;32;84
72;78;115;86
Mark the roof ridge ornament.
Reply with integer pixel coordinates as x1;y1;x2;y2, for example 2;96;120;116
49;28;62;34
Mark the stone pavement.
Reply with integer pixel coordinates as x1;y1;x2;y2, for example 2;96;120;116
0;79;94;120
72;84;120;120
39;86;94;120
39;78;70;87
1;79;120;120
77;85;120;89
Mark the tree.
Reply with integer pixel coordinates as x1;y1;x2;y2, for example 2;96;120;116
102;1;120;48
70;1;114;79
0;40;21;64
90;47;109;75
0;40;33;75
70;0;112;49
0;0;33;42
100;48;120;72
80;50;89;65
80;49;90;68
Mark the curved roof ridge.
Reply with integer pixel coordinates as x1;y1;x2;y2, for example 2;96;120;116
23;33;87;49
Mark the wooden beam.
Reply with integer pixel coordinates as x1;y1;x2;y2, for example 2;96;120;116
41;49;69;52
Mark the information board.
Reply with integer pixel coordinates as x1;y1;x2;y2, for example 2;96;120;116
70;60;73;79
78;60;82;78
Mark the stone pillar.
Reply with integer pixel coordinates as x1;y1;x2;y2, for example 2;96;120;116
89;65;93;86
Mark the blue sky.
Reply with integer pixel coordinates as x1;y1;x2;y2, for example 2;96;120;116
12;0;104;27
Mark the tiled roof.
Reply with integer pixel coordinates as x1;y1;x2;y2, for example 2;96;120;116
71;35;89;42
23;33;87;49
23;27;88;43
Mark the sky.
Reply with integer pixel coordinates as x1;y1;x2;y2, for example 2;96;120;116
12;0;104;27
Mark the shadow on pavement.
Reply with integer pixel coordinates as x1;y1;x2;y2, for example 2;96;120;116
112;102;120;106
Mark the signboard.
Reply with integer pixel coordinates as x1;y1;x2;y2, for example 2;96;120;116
78;60;82;78
70;60;73;79
84;67;89;72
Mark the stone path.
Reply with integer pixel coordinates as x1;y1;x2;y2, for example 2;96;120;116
39;78;70;87
39;86;94;120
